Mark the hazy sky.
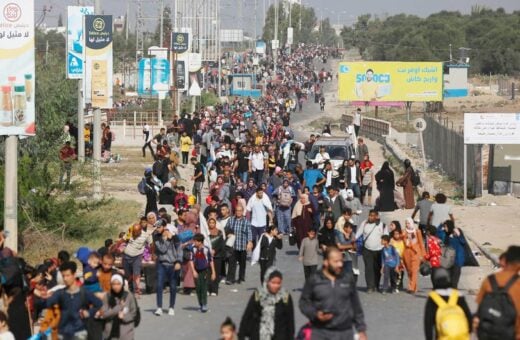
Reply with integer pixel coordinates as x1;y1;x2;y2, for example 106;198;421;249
40;0;519;30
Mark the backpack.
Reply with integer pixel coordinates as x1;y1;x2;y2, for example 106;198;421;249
278;188;293;208
429;290;470;340
476;274;518;340
440;244;456;269
0;257;29;292
137;178;149;195
192;247;209;272
122;292;141;327
384;246;399;268
411;169;421;186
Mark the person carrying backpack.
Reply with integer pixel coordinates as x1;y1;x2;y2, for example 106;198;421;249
475;245;520;340
276;180;294;235
189;233;216;313
423;268;472;340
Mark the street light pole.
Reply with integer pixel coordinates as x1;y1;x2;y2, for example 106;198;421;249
273;0;278;73
93;0;102;199
158;0;164;125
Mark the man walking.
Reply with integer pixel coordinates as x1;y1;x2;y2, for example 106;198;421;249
225;205;253;285
346;157;362;198
153;221;182;316
299;247;367;340
249;145;265;184
356;209;388;293
246;187;273;245
42;261;103;340
353;108;362;137
59;141;76;189
123;223;154;297
356;138;369;162
142;121;154;158
191;157;205;204
276;179;295;234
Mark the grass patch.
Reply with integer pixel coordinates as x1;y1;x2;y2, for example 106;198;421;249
21;198;141;262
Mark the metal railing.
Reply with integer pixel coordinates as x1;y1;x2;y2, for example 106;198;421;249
341;114;391;140
423;113;482;197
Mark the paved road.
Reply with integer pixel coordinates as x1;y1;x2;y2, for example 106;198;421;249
135;59;480;338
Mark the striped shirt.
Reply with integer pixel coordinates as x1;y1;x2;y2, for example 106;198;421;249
225;216;252;251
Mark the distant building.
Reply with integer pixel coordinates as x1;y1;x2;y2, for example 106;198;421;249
443;63;469;98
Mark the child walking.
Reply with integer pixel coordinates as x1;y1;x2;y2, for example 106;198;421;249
298;228;320;281
381;235;400;294
189;233;216;313
390;229;405;291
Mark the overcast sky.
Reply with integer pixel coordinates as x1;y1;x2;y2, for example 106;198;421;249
40;0;519;30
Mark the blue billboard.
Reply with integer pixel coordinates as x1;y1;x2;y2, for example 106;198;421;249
138;58;170;96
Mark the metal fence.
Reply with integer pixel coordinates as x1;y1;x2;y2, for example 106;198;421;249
423;114;482;197
341;114;391;140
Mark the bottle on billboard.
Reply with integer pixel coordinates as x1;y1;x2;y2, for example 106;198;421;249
13;85;26;126
0;85;12;126
24;74;32;102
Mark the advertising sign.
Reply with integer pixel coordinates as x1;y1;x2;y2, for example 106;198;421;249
84;15;113;109
138;58;171;96
171;32;189;53
338;62;443;102
67;6;93;79
464;113;520;145
175;60;186;90
0;0;35;136
255;40;266;55
287;27;293;45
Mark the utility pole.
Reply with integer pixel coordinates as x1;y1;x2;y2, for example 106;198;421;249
4;136;18;251
273;0;278;73
158;0;164;125
217;0;222;98
93;0;102;199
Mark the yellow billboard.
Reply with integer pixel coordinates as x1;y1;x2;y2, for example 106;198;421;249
338;62;443;102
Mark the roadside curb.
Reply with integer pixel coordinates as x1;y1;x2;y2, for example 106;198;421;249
464;233;500;267
381;132;500;268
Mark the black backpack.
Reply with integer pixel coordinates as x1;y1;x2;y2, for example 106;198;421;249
0;257;29;292
411;169;421;187
477;274;518;340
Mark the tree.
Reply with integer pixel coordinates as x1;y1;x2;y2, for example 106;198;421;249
154;6;173;48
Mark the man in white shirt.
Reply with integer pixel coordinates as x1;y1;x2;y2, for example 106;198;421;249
355;210;388;293
353;108;362;137
246;187;273;246
249;145;265;184
142;122;154;158
314;145;330;169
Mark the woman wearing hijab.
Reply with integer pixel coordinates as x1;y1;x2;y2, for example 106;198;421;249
396;159;415;209
402;218;425;294
375;161;395;212
238;268;294;340
101;274;138;340
291;194;316;249
436;220;466;289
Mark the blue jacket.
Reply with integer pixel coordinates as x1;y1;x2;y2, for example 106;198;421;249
45;287;103;337
437;228;466;267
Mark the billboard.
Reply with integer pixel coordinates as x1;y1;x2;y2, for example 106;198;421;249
0;0;36;136
171;32;189;53
84;15;113;109
256;40;266;55
464;113;520;145
137;58;171;96
338;62;443;102
67;6;94;79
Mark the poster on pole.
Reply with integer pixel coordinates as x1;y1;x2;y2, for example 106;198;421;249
67;6;93;79
0;0;36;136
84;15;113;109
171;32;189;53
137;57;170;96
464;113;520;144
338;61;443;102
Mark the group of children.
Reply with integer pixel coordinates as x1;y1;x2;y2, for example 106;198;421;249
297;220;408;294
